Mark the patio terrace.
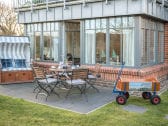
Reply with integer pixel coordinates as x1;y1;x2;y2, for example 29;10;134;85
0;83;116;114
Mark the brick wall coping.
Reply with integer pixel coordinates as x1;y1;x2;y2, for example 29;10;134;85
33;62;168;76
82;63;168;78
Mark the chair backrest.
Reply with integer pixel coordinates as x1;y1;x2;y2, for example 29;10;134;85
32;67;45;79
71;69;88;80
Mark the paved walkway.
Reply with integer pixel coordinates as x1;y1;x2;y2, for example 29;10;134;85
0;83;116;114
123;104;147;114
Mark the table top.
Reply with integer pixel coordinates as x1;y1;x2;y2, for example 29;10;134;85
49;67;88;72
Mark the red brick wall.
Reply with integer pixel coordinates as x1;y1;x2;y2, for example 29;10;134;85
165;23;168;63
33;61;168;82
85;63;168;81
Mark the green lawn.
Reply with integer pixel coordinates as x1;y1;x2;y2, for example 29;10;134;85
0;91;168;126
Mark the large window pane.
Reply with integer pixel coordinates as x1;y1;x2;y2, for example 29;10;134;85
35;32;40;60
123;29;134;66
51;32;59;62
110;29;121;65
96;29;106;64
149;30;155;63
141;29;149;65
84;17;135;66
158;31;164;63
66;22;80;65
109;17;134;66
140;17;164;66
109;18;115;28
116;17;122;28
43;32;52;61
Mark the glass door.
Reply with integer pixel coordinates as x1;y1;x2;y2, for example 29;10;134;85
66;22;80;65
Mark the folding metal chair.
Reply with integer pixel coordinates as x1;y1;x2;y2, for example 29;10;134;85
32;67;59;101
65;68;88;99
86;63;101;92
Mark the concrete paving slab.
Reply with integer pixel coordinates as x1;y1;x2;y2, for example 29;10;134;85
123;104;147;114
0;83;116;114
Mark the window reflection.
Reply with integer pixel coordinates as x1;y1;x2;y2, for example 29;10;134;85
140;17;164;66
27;22;60;62
51;32;59;62
116;17;122;28
84;17;135;66
35;32;40;61
96;30;106;64
110;30;121;65
43;32;52;61
66;22;80;65
109;17;134;66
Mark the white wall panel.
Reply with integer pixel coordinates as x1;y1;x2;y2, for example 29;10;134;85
32;10;39;22
25;11;32;23
82;5;92;18
148;2;153;15
103;1;115;17
153;2;157;17
47;8;55;21
17;0;168;22
18;12;25;23
55;7;63;20
39;9;47;22
156;4;161;19
72;5;81;19
63;6;72;20
115;0;127;15
128;0;141;14
92;2;102;17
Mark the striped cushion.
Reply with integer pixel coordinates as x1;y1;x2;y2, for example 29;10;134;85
38;78;57;84
66;79;86;85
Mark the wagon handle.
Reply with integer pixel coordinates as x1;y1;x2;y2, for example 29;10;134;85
113;62;125;90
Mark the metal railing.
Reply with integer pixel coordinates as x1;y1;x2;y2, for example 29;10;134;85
12;0;168;10
13;0;85;8
13;0;106;9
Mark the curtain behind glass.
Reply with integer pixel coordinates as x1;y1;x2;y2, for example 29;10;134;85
85;30;95;64
123;29;134;66
51;32;59;62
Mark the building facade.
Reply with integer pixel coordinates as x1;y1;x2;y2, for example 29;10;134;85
14;0;168;89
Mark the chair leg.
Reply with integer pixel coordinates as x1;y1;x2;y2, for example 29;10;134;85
81;84;88;102
33;85;40;93
35;83;50;101
86;80;99;93
48;83;60;97
65;86;73;99
36;88;49;101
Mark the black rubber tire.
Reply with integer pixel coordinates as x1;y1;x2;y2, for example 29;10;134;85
116;95;127;105
124;92;130;99
142;92;152;99
150;95;161;105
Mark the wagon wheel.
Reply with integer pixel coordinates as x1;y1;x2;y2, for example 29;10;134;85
116;95;127;105
150;95;161;105
142;92;151;99
124;92;129;99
